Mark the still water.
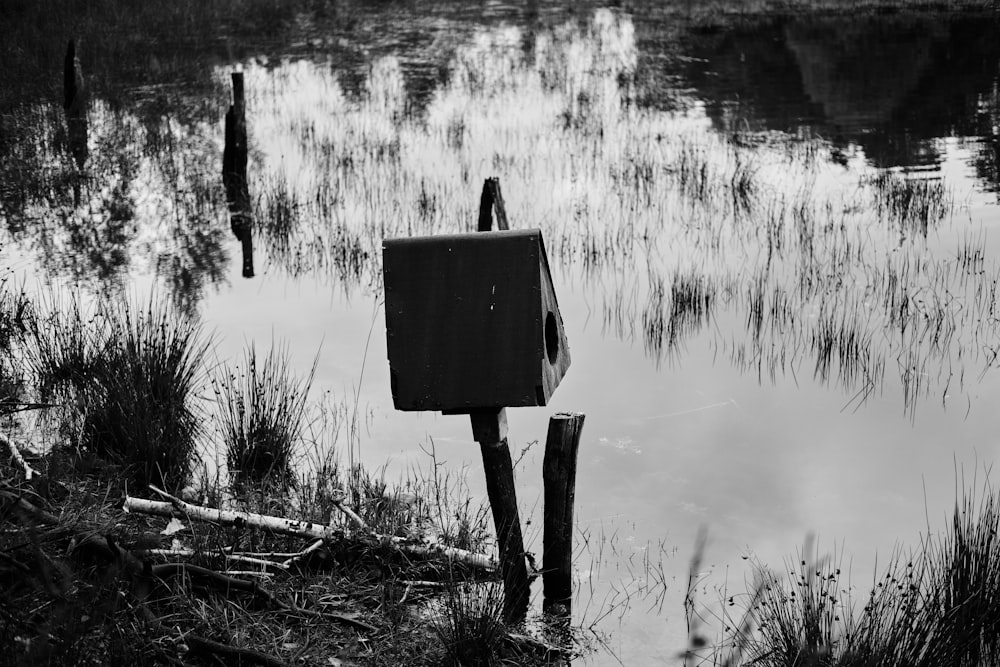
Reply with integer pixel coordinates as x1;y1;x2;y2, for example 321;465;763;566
2;2;1000;663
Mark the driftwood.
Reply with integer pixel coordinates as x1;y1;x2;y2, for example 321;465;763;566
124;492;498;571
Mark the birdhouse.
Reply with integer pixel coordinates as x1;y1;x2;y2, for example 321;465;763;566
382;229;570;413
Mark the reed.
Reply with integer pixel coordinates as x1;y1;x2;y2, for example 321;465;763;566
30;296;208;490
431;579;508;667
703;478;1000;666
214;342;316;487
0;278;30;413
868;170;951;238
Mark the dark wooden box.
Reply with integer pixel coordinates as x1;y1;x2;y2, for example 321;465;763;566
383;229;570;412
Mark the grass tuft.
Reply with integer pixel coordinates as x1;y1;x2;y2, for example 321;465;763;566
699;475;1000;666
868;170;951;238
431;579;508;667
214;342;317;487
30;296;208;491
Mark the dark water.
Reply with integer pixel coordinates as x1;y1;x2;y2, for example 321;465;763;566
2;3;1000;663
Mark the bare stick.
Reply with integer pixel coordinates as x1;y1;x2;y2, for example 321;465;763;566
1;434;38;480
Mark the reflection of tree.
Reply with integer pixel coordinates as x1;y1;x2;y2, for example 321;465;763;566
975;135;999;197
156;214;229;319
0;98;232;312
663;12;1000;172
1;104;139;284
784;17;945;128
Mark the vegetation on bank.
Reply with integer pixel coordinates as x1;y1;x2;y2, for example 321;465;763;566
6;283;1000;667
0;292;572;666
682;479;1000;667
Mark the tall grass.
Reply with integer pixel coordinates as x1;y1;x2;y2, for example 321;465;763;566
431;579;508;667
214;342;316;486
30;296;208;490
0;277;30;413
701;478;1000;666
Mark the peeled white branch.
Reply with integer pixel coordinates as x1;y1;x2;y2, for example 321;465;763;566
123;496;497;571
1;433;38;480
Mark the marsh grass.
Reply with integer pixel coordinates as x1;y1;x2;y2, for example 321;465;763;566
30;296;207;490
689;477;1000;666
868;171;951;238
643;268;718;362
0;278;30;413
431;579;508;667
214;342;317;487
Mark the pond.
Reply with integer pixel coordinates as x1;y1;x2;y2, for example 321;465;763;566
2;1;999;663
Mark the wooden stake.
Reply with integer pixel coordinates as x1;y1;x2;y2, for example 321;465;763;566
470;408;530;624
471;181;526;622
542;412;585;616
477;177;510;231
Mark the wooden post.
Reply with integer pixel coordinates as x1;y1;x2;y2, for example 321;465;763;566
542;412;585;617
472;178;527;623
477;177;510;231
470;408;529;624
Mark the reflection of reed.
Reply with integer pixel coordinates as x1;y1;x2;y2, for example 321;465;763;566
4;6;996;420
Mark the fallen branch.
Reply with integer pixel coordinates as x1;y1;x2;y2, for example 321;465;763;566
283;489;369;569
70;534;378;634
149;562;377;632
281;537;327;569
0;486;60;525
124;495;497;571
183;631;288;667
1;433;38;480
136;547;290;571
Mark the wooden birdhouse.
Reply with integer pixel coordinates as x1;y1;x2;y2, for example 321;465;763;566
382;228;570;413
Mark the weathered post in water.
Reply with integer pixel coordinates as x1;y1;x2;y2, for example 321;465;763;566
542;412;585;618
470;407;529;622
382;179;571;623
222;72;253;277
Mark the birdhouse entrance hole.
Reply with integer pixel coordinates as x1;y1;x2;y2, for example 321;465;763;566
545;312;559;365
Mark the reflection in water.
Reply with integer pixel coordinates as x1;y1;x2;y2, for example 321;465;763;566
2;7;997;414
223;72;255;278
63;39;89;183
671;11;1000;172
